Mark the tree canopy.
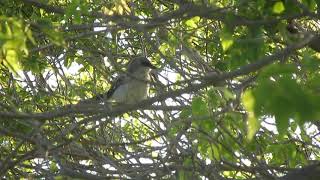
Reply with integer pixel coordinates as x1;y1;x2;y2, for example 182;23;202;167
1;0;320;179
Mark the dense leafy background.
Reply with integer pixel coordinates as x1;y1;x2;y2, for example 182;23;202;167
0;0;320;179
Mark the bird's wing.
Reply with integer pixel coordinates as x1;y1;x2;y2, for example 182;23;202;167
105;74;126;99
92;75;127;101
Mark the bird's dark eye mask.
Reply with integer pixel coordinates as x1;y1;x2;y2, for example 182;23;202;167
142;61;157;69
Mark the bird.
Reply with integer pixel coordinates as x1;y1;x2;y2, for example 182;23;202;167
103;56;157;104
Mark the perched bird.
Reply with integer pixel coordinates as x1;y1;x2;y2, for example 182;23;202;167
104;56;157;104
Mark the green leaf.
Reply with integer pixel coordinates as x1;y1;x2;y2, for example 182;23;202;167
159;42;174;56
258;63;297;80
302;53;320;72
4;49;21;73
45;29;65;46
50;162;58;172
220;27;234;51
178;158;193;180
242;90;260;140
191;97;213;131
37;18;65;46
25;27;36;45
168;32;179;46
302;0;317;11
198;138;209;157
207;89;219;107
273;1;285;14
253;68;320;135
22;55;48;73
36;18;52;27
3;39;24;50
183;157;192;166
202;119;215;132
210;144;221;160
180;108;192;119
221;37;233;52
185;16;200;28
4;21;13;37
287;144;297;166
222;88;235;100
191;96;208;116
65;0;82;24
274;104;290;135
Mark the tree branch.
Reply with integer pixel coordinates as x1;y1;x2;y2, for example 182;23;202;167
0;35;314;121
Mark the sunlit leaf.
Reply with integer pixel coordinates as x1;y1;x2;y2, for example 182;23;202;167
220;28;234;51
273;1;285;14
4;49;21;74
25;28;36;44
242;90;260;140
185;16;200;28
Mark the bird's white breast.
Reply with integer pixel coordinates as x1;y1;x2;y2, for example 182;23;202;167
109;68;151;104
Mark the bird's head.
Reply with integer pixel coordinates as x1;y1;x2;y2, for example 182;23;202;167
127;56;157;73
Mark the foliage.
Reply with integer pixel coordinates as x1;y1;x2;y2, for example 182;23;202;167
0;0;320;179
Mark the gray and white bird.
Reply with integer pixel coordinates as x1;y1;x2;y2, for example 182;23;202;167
104;56;157;104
